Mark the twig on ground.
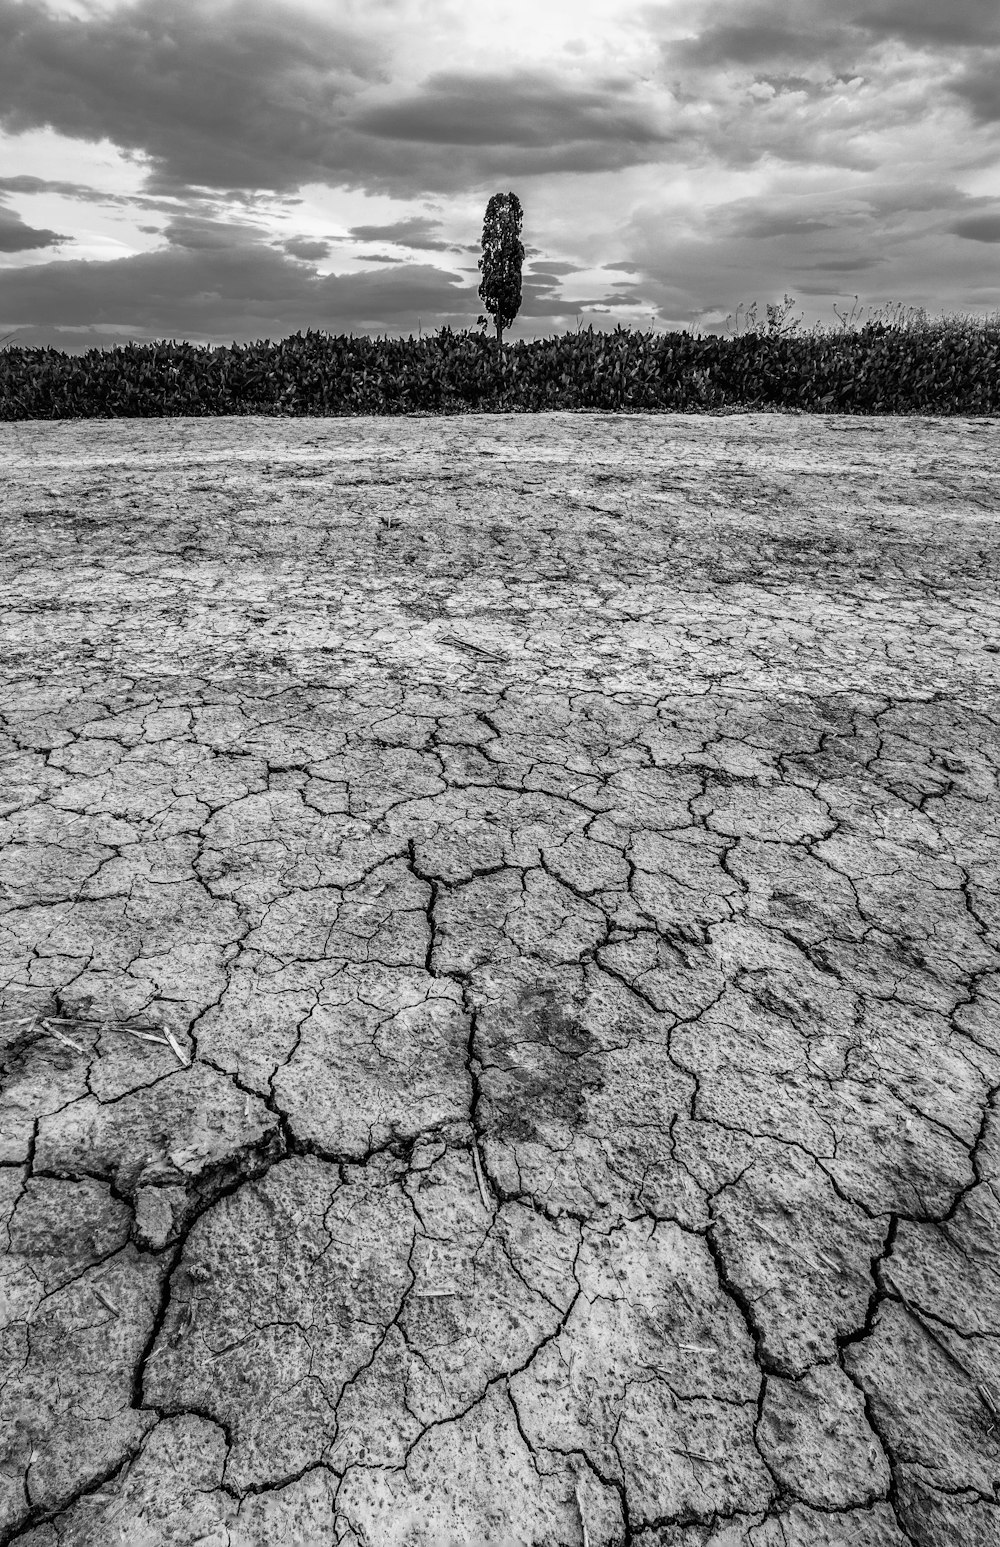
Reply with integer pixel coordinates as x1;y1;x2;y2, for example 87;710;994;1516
92;1286;120;1316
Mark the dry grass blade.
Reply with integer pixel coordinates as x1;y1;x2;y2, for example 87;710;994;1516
978;1382;999;1426
441;634;507;662
170;1302;196;1343
576;1482;590;1547
41;1019;86;1054
117;1025;171;1047
757;1220;840;1274
93;1286;120;1316
883;1271;975;1379
471;1141;492;1213
42;1015;102;1027
164;1029;190;1067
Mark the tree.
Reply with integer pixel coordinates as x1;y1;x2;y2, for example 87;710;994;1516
478;192;524;353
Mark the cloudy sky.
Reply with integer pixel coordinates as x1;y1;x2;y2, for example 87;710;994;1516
0;0;998;349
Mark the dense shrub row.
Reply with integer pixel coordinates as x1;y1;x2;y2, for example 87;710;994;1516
1;315;998;418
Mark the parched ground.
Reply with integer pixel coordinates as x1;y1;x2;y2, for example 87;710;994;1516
1;412;998;1547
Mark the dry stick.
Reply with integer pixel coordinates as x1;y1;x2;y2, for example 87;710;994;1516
471;1141;492;1213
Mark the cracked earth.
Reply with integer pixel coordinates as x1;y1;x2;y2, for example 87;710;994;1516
0;412;998;1547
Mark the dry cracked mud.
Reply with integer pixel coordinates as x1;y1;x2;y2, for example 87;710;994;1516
1;411;998;1547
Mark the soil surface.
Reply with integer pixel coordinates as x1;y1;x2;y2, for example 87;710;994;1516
1;412;999;1547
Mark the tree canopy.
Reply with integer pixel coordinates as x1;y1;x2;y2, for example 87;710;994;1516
478;192;524;346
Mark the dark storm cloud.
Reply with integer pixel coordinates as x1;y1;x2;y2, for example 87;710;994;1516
0;172;240;216
0;203;66;251
347;216;451;251
672;19;844;71
668;0;1000;73
0;241;478;340
354;70;668;150
702;183;984;256
659;0;1000;167
0;0;380;192
0;4;677;197
0;173;107;201
949;60;1000;123
282;237;333;260
796;255;883;271
950;212;1000;242
160;213;272;250
526;261;581;276
729;212;836;239
854;182;972;218
323;69;679;192
854;0;1000;48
